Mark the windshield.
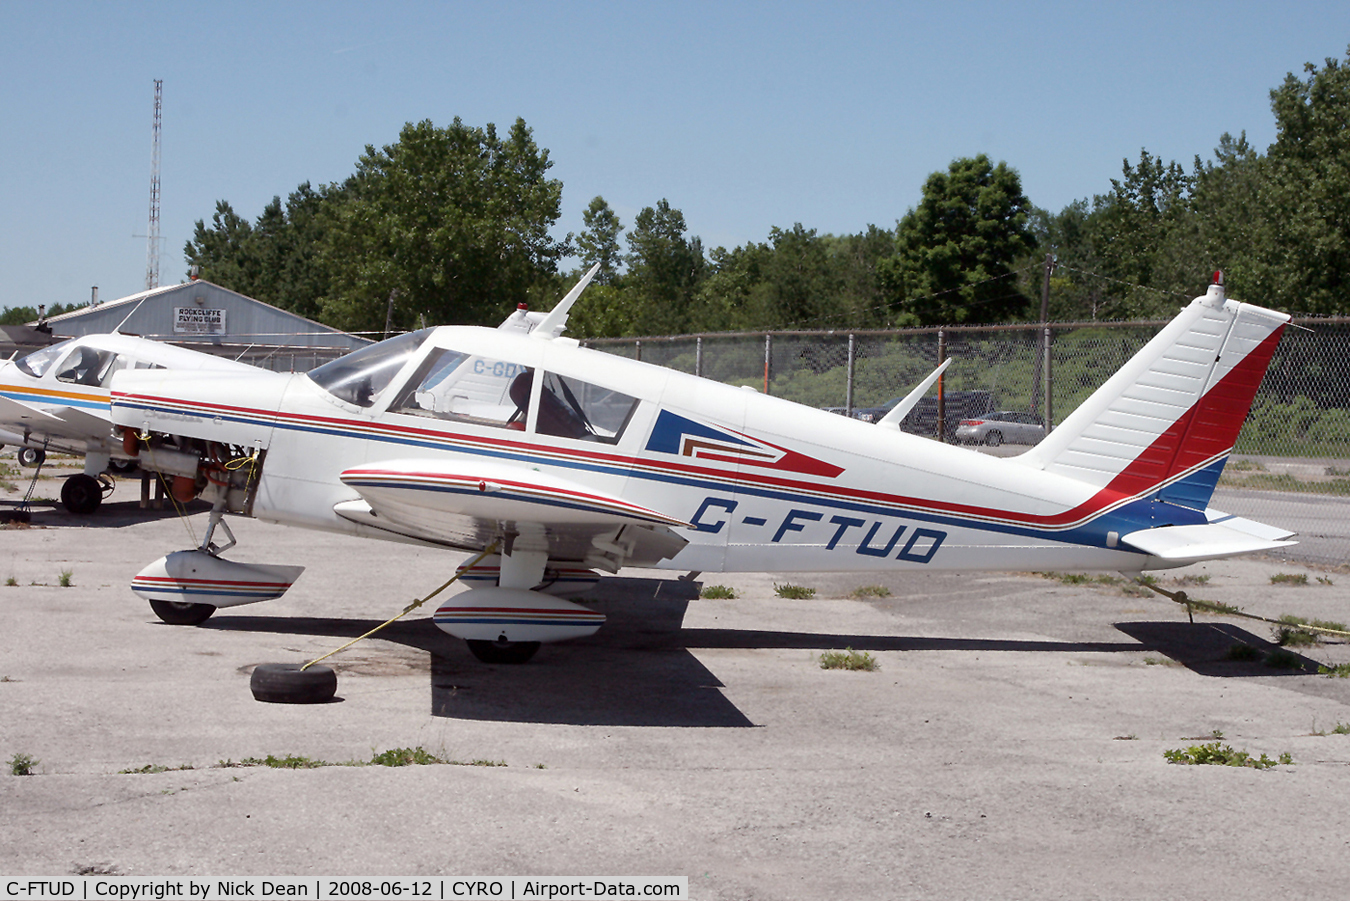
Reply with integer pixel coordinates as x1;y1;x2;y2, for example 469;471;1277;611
306;329;431;407
15;339;76;379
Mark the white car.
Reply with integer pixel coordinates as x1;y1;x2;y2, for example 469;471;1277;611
955;411;1046;446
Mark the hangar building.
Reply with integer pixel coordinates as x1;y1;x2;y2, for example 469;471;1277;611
36;280;370;371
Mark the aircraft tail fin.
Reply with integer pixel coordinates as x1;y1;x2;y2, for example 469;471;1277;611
1013;278;1289;513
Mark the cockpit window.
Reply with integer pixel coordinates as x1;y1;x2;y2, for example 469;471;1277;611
15;339;75;379
307;329;431;407
55;347;118;386
390;347;528;429
537;371;640;443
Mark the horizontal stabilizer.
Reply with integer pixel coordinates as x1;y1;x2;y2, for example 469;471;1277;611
1120;522;1296;562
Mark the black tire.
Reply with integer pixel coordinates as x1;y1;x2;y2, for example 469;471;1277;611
984;430;1003;447
60;473;103;514
107;458;138;474
250;663;338;704
149;599;217;625
466;639;541;665
18;447;45;467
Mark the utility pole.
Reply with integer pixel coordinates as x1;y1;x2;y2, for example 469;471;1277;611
144;79;163;291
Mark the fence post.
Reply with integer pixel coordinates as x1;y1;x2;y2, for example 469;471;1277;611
1044;325;1054;433
937;329;946;442
696;336;703;378
764;334;772;396
635;339;642;362
846;333;856;415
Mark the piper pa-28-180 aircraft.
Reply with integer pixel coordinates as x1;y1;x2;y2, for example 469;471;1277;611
109;269;1296;664
1;333;257;514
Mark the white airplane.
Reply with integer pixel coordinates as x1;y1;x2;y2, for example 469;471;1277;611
0;333;257;513
108;270;1296;664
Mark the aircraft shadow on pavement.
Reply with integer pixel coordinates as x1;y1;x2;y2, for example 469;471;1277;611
208;577;755;728
1115;621;1329;676
1;496;211;528
194;576;1304;726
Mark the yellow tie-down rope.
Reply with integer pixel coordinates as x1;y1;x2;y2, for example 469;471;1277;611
302;540;501;672
1136;578;1350;639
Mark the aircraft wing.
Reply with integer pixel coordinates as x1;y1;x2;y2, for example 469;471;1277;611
0;394;111;442
333;458;690;568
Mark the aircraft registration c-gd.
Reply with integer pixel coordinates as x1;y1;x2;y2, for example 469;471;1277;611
109;268;1297;664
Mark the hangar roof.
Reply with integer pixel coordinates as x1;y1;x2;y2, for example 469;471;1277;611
38;280;370;353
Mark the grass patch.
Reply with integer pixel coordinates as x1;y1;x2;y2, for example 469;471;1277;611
1272;614;1347;646
58;569;73;588
1270;572;1309;586
228;754;328;770
1317;663;1350;678
214;747;506;771
1035;571;1153;596
119;763;196;775
774;582;815;599
1171;573;1211;586
4;577;15;587
9;752;38;776
699;584;736;599
849;584;892;598
1037;571;1121;586
818;648;879;671
1163;741;1291;769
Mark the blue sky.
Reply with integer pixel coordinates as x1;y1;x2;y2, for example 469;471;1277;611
2;1;1347;313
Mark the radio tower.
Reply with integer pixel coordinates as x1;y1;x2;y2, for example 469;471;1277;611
144;79;163;290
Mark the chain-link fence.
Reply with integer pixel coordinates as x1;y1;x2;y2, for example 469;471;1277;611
590;318;1350;566
171;341;354;373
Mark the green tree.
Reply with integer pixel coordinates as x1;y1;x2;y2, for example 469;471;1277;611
575;196;624;285
320;118;568;332
1258;46;1350;315
0;302;73;326
878;155;1037;326
185;184;337;319
623;199;706;334
183;201;262;296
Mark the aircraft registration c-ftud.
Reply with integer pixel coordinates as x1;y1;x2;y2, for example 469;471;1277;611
109;267;1296;664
